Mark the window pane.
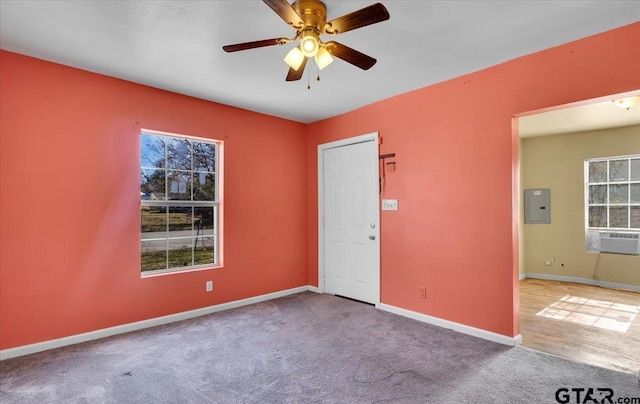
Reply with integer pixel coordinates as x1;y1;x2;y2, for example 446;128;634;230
141;240;167;272
589;161;607;183
142;206;167;238
141;169;166;200
588;185;607;204
193;172;215;201
168;206;193;235
166;138;192;170
141;133;165;168
193;142;215;173
194;207;215;236
609;206;628;228
630;206;640;229
588;206;607;227
631;158;640;181
609;159;628;182
168;171;191;200
168;238;193;269
631;184;640;203
631;207;640;229
609;184;628;204
194;237;215;266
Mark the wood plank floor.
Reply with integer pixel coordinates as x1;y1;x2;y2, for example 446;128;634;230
519;278;640;375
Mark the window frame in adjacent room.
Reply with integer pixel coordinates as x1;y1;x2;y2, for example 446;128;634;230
584;154;640;253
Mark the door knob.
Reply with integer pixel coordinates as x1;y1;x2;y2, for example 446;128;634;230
369;235;376;240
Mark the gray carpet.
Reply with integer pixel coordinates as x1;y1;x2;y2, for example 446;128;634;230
1;292;638;403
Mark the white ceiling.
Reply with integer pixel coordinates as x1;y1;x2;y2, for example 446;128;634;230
1;1;639;125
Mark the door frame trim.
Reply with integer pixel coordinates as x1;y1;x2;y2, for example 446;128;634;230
317;132;380;306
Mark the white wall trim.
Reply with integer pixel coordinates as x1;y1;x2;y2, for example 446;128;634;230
307;285;322;294
318;132;379;150
379;303;522;347
521;273;640;292
2;287;527;360
0;286;311;361
519;273;526;281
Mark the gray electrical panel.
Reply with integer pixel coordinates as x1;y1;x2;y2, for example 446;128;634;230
524;189;551;224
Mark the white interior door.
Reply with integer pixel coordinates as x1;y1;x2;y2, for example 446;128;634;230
321;136;379;304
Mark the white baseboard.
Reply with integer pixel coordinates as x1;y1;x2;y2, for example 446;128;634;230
521;273;640;292
2;286;527;360
519;273;526;281
307;285;322;294
0;285;312;361
379;303;522;347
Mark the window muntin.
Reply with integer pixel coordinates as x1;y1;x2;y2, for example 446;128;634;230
140;131;219;274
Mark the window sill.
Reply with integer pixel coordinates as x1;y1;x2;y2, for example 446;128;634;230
141;264;223;278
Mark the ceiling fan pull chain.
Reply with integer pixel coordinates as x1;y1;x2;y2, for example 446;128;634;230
307;67;311;90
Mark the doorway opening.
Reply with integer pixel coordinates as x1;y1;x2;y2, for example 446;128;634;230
515;91;640;374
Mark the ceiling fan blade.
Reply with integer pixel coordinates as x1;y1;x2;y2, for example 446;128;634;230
325;42;377;70
286;57;308;81
324;3;390;35
263;0;304;29
222;38;286;52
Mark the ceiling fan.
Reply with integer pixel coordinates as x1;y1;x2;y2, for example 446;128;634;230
222;0;390;81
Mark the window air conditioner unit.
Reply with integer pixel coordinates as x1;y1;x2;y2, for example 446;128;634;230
600;232;640;255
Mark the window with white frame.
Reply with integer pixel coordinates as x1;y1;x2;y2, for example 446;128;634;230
585;155;640;252
140;131;220;274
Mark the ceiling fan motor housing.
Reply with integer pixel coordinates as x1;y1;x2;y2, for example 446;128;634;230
292;0;327;32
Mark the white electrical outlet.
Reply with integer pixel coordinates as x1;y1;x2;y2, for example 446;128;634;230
382;199;398;211
206;281;213;292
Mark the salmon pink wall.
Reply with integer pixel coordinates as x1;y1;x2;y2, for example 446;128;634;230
307;23;640;338
2;23;639;352
0;51;308;350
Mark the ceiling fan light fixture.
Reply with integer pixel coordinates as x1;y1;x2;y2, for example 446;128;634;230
300;30;320;57
314;46;334;70
284;46;305;71
612;96;640;110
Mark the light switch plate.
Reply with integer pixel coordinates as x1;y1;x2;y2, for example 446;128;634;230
382;199;398;211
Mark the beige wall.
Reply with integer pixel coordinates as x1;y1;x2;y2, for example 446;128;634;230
520;124;640;286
